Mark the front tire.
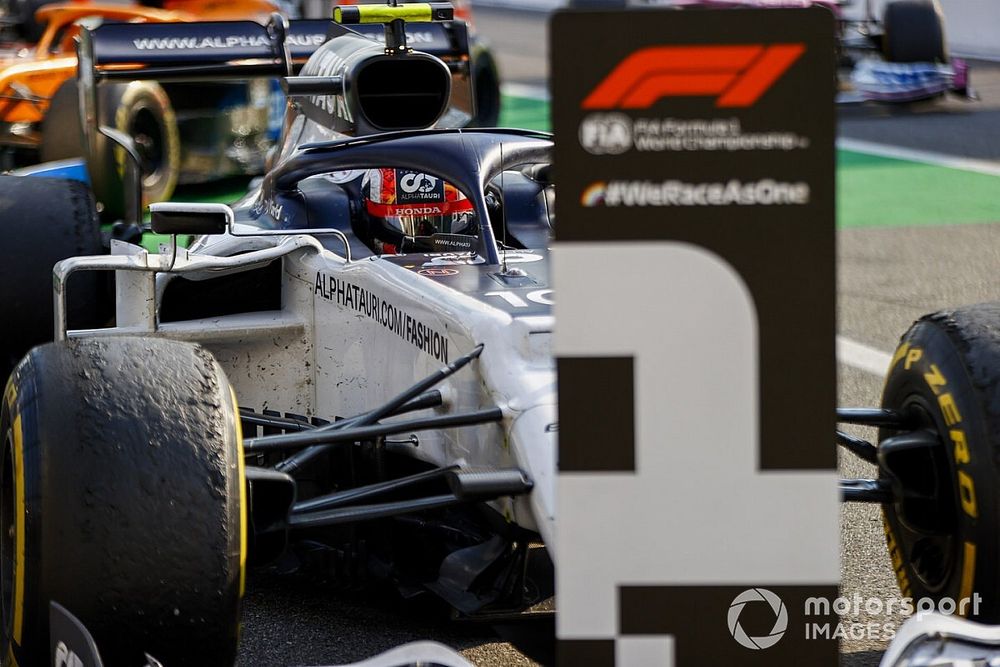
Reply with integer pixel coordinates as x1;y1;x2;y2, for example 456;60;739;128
881;304;1000;620
1;337;245;665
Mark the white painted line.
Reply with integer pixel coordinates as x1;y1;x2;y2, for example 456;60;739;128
471;0;563;11
837;138;1000;178
837;335;892;377
501;82;550;101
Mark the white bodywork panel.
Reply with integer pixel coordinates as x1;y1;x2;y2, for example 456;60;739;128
62;235;557;547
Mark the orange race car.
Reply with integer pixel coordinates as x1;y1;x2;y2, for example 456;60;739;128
0;0;289;218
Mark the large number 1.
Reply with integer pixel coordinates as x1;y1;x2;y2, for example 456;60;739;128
552;242;838;656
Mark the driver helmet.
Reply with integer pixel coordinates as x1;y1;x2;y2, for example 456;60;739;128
361;168;475;254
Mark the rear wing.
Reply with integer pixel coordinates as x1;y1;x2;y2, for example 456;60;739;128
78;16;471;83
79;18;329;82
76;13;473;134
75;13;474;224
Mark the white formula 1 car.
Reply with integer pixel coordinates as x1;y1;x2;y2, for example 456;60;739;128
2;2;999;666
1;4;554;665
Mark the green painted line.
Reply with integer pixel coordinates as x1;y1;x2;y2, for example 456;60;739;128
837;150;1000;228
500;93;551;132
138;232;191;254
151;94;1000;234
500;93;1000;229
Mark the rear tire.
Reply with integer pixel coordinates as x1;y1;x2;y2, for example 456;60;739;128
881;304;1000;620
883;0;947;63
1;337;245;665
88;81;180;221
469;47;501;128
0;176;106;384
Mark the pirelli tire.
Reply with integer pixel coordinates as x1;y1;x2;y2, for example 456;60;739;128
883;0;948;64
0;337;246;666
0;175;105;384
880;304;1000;620
89;81;181;222
468;45;501;128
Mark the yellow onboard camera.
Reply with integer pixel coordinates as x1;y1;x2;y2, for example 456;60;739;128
333;2;455;25
333;2;456;55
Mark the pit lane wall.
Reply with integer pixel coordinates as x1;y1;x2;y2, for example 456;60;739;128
925;0;1000;60
469;0;1000;61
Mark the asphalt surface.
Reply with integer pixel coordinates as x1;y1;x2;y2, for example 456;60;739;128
237;7;1000;666
838;224;1000;665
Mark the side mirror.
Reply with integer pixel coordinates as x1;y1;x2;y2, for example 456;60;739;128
149;203;233;236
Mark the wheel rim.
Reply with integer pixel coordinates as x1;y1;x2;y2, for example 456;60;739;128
129;105;165;188
884;399;958;594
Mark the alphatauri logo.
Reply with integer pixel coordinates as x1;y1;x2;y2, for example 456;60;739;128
728;588;788;650
399;172;438;194
583;44;805;110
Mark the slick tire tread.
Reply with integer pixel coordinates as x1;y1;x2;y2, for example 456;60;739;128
883;0;947;64
0;176;104;383
1;337;244;666
469;48;501;128
881;303;1000;620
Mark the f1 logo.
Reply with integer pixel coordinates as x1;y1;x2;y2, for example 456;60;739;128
583;44;805;109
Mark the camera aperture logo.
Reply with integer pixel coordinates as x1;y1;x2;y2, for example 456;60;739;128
728;588;788;650
725;590;983;649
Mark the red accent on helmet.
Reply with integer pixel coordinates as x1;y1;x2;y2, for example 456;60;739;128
365;198;473;218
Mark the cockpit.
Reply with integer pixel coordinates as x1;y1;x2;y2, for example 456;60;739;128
248;129;555;262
